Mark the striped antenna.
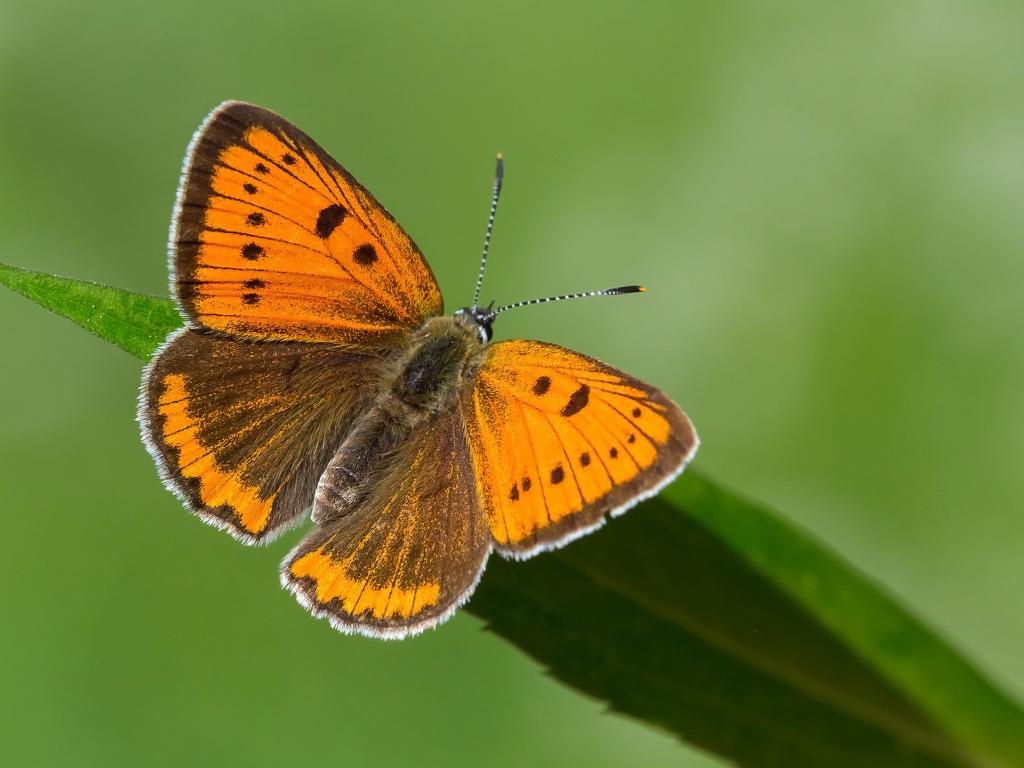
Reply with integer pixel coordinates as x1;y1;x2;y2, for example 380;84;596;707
471;153;504;310
494;285;645;315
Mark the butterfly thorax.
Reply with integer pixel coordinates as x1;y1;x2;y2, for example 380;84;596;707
388;314;485;413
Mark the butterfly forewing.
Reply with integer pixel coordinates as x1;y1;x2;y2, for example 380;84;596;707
464;340;698;556
174;101;443;346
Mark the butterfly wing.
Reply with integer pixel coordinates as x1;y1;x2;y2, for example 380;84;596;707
139;328;384;543
464;340;698;557
172;101;443;346
281;406;491;638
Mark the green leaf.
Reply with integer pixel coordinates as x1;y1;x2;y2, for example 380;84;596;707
0;263;182;359
4;263;1023;768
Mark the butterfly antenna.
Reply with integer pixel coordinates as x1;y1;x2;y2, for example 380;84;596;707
471;153;505;310
494;285;645;315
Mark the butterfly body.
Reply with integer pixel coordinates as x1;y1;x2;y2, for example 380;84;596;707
139;102;698;638
312;313;483;523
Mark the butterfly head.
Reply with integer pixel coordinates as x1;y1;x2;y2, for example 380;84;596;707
454;304;497;343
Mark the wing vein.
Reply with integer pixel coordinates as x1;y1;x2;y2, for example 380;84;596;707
540;410;588;507
514;393;554;526
562;411;617;493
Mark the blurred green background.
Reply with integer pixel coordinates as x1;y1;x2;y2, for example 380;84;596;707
2;2;1022;766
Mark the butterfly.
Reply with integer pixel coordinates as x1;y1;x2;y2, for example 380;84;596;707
138;102;699;639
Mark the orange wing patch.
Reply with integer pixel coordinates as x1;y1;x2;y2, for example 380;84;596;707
465;340;697;554
157;373;274;534
174;101;443;346
289;546;441;622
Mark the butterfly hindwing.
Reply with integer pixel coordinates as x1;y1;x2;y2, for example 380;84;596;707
173;101;443;346
282;406;491;637
139;328;384;543
464;340;698;556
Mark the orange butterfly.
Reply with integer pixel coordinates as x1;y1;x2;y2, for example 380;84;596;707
138;102;699;638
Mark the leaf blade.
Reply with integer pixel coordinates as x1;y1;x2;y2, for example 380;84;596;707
669;476;1024;764
0;263;182;359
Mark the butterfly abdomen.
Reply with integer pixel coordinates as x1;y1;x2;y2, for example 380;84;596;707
312;404;409;524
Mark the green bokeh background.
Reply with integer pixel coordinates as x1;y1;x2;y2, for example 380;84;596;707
2;2;1022;766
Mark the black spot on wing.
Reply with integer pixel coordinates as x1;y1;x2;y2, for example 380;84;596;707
533;376;551;396
632;407;642;418
315;204;347;238
241;243;264;260
580;452;591;467
609;447;619;459
282;153;296;165
353;243;378;266
509;483;519;502
246;212;266;226
243;183;257;194
522;477;532;492
254;162;270;174
242;292;261;305
551;465;565;485
561;384;590;417
243;278;266;289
